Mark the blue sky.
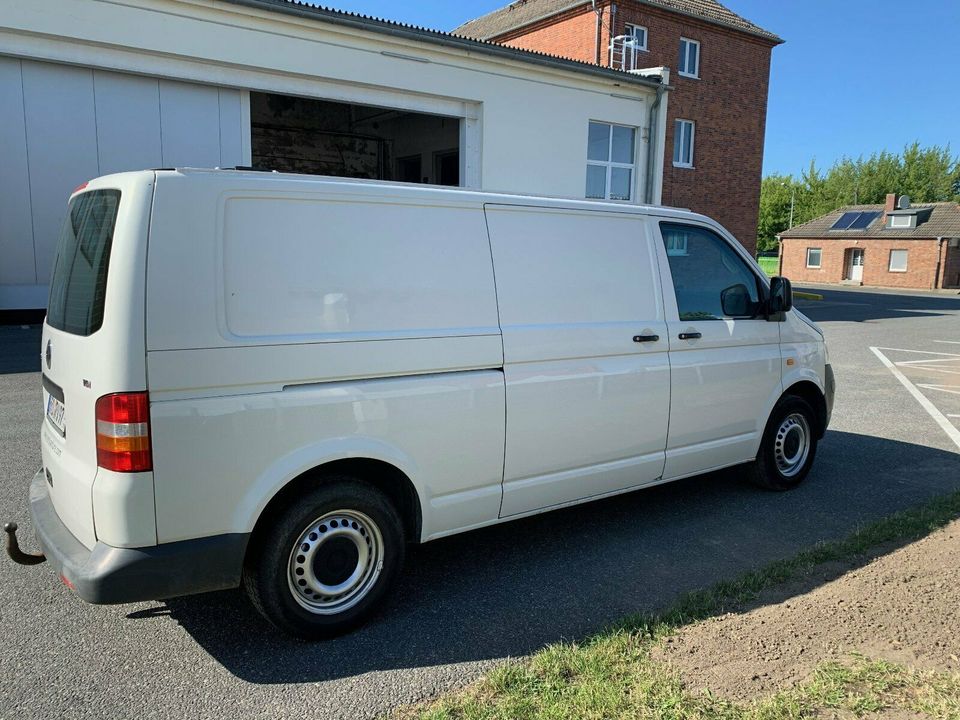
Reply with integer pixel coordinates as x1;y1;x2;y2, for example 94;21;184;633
323;1;959;178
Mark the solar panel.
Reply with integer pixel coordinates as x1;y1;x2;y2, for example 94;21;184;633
831;211;861;230
848;211;881;230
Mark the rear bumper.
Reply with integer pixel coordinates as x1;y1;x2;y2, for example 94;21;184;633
29;470;248;604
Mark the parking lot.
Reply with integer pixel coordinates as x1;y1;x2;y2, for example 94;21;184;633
2;286;959;720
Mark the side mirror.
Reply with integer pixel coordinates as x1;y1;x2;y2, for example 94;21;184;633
769;276;793;313
720;283;751;317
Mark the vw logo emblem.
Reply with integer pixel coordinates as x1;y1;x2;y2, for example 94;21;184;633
45;340;52;369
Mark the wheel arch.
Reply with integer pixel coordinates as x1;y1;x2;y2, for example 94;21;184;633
782;380;828;439
245;457;423;558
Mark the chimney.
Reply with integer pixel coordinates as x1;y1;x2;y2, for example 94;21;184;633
884;193;897;216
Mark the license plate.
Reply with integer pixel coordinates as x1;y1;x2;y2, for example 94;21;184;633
46;392;66;435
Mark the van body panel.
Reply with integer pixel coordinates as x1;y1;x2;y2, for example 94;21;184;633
146;177;500;352
150;370;506;544
90;470;157;548
652;219;783;480
40;172;154;550
484;205;671;516
145;335;503;401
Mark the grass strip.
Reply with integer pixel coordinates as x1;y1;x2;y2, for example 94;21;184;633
404;489;960;720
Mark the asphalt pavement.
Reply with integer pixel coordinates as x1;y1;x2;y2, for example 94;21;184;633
2;286;959;719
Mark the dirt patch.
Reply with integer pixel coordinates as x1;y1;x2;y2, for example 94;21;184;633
653;519;960;701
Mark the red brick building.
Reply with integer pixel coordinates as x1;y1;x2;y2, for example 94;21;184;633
779;195;960;290
455;0;782;254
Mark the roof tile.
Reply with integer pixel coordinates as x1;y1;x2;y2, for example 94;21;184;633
454;0;782;43
781;202;960;239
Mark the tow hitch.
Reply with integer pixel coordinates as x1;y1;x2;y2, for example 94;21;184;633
3;522;46;565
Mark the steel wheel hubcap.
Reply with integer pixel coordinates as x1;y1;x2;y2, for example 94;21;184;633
774;413;810;478
287;510;384;615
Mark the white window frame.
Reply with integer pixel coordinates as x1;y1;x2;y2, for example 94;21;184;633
586;121;638;202
806;247;822;268
624;24;648;70
673;119;695;168
888;249;908;272
889;215;911;228
678;37;700;78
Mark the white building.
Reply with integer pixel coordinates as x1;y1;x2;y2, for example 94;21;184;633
0;0;669;310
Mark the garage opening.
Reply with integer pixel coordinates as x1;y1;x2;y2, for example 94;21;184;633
250;92;461;186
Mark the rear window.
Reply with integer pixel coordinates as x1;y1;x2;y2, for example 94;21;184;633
46;189;121;336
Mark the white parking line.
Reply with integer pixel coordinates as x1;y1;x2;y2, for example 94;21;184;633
896;357;960;365
916;384;960;396
870;346;960;451
875;347;960;357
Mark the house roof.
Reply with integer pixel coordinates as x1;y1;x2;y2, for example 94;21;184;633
781;202;960;239
221;0;665;89
454;0;783;44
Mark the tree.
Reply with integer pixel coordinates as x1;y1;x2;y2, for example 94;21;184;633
757;144;960;254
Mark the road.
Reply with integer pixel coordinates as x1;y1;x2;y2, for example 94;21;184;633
2;286;959;719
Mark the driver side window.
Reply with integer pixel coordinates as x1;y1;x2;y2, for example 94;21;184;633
660;222;761;321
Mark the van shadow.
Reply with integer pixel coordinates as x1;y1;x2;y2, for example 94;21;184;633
159;431;960;685
795;287;960;323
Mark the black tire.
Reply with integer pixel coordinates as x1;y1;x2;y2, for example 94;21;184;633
746;395;819;491
242;476;405;640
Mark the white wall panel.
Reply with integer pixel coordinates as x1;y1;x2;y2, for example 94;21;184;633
159;80;222;168
94;71;162;175
22;61;100;285
0;57;35;286
217;88;245;168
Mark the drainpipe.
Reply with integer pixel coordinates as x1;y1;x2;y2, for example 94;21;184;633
593;2;602;64
933;237;945;289
609;3;617;66
644;80;666;204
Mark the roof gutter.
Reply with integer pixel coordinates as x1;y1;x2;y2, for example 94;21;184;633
222;0;665;90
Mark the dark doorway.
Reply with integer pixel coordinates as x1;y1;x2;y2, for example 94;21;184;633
434;150;460;187
249;92;461;186
397;155;424;184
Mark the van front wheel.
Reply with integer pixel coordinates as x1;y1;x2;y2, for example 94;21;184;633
747;395;818;491
243;478;404;639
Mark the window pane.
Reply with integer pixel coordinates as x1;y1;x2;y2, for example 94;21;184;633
673;121;683;164
610;167;632;201
633;26;646;48
586;164;607;199
807;248;821;267
678;39;688;74
688;42;698;75
889;249;908;271
588;122;610;162
660;223;760;321
47;189;122;336
611;125;635;164
682;122;693;164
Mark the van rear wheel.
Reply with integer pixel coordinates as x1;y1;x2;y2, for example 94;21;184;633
242;477;404;639
746;395;818;491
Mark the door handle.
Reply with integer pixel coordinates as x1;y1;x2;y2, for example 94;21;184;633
678;332;702;340
633;334;660;343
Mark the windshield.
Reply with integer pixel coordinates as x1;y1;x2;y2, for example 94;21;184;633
46;189;121;336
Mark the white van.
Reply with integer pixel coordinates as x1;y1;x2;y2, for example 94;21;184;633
9;169;833;638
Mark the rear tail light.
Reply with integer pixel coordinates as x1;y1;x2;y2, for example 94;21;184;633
95;392;153;473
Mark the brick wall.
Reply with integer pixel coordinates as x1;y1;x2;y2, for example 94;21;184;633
780;238;958;289
941;244;960;288
493;1;778;255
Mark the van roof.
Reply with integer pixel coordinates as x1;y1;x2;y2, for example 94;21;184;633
140;166;704;220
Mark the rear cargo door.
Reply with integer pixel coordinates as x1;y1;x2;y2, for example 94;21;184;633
40;177;151;549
